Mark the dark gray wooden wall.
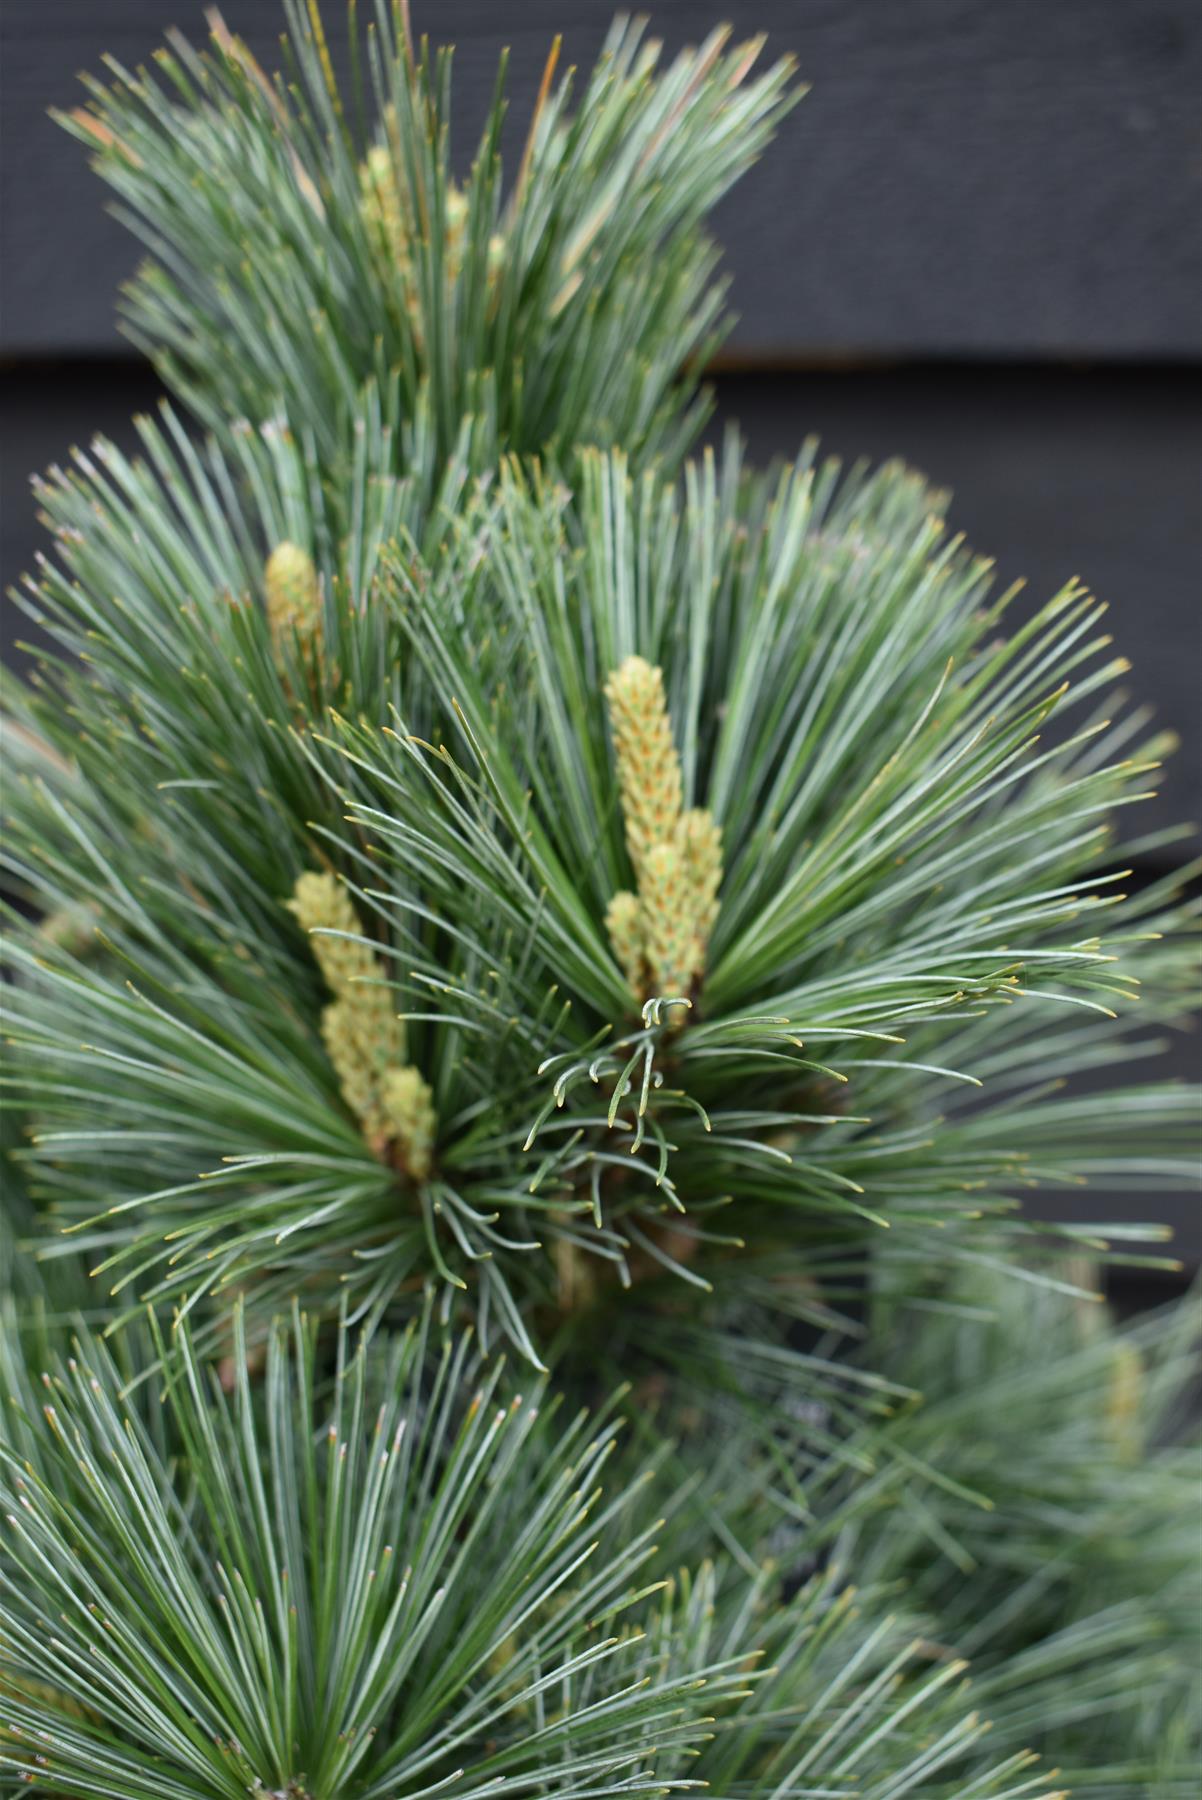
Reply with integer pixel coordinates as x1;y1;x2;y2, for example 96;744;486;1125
6;0;1202;357
2;2;1199;1267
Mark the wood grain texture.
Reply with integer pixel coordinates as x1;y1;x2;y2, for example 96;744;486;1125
3;0;1200;358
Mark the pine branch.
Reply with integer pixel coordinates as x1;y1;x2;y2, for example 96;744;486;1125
845;1267;1202;1794
0;1303;1076;1800
60;6;796;493
6;440;1197;1359
2;7;1198;1793
0;1307;739;1796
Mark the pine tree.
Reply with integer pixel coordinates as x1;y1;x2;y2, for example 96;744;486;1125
1;5;1198;1794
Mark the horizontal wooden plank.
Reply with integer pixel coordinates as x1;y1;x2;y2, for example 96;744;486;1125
2;0;1200;359
2;357;1198;1261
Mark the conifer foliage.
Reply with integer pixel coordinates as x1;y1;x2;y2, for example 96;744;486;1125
1;4;1198;1795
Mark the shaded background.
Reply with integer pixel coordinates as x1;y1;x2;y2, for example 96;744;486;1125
3;1;1199;1279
